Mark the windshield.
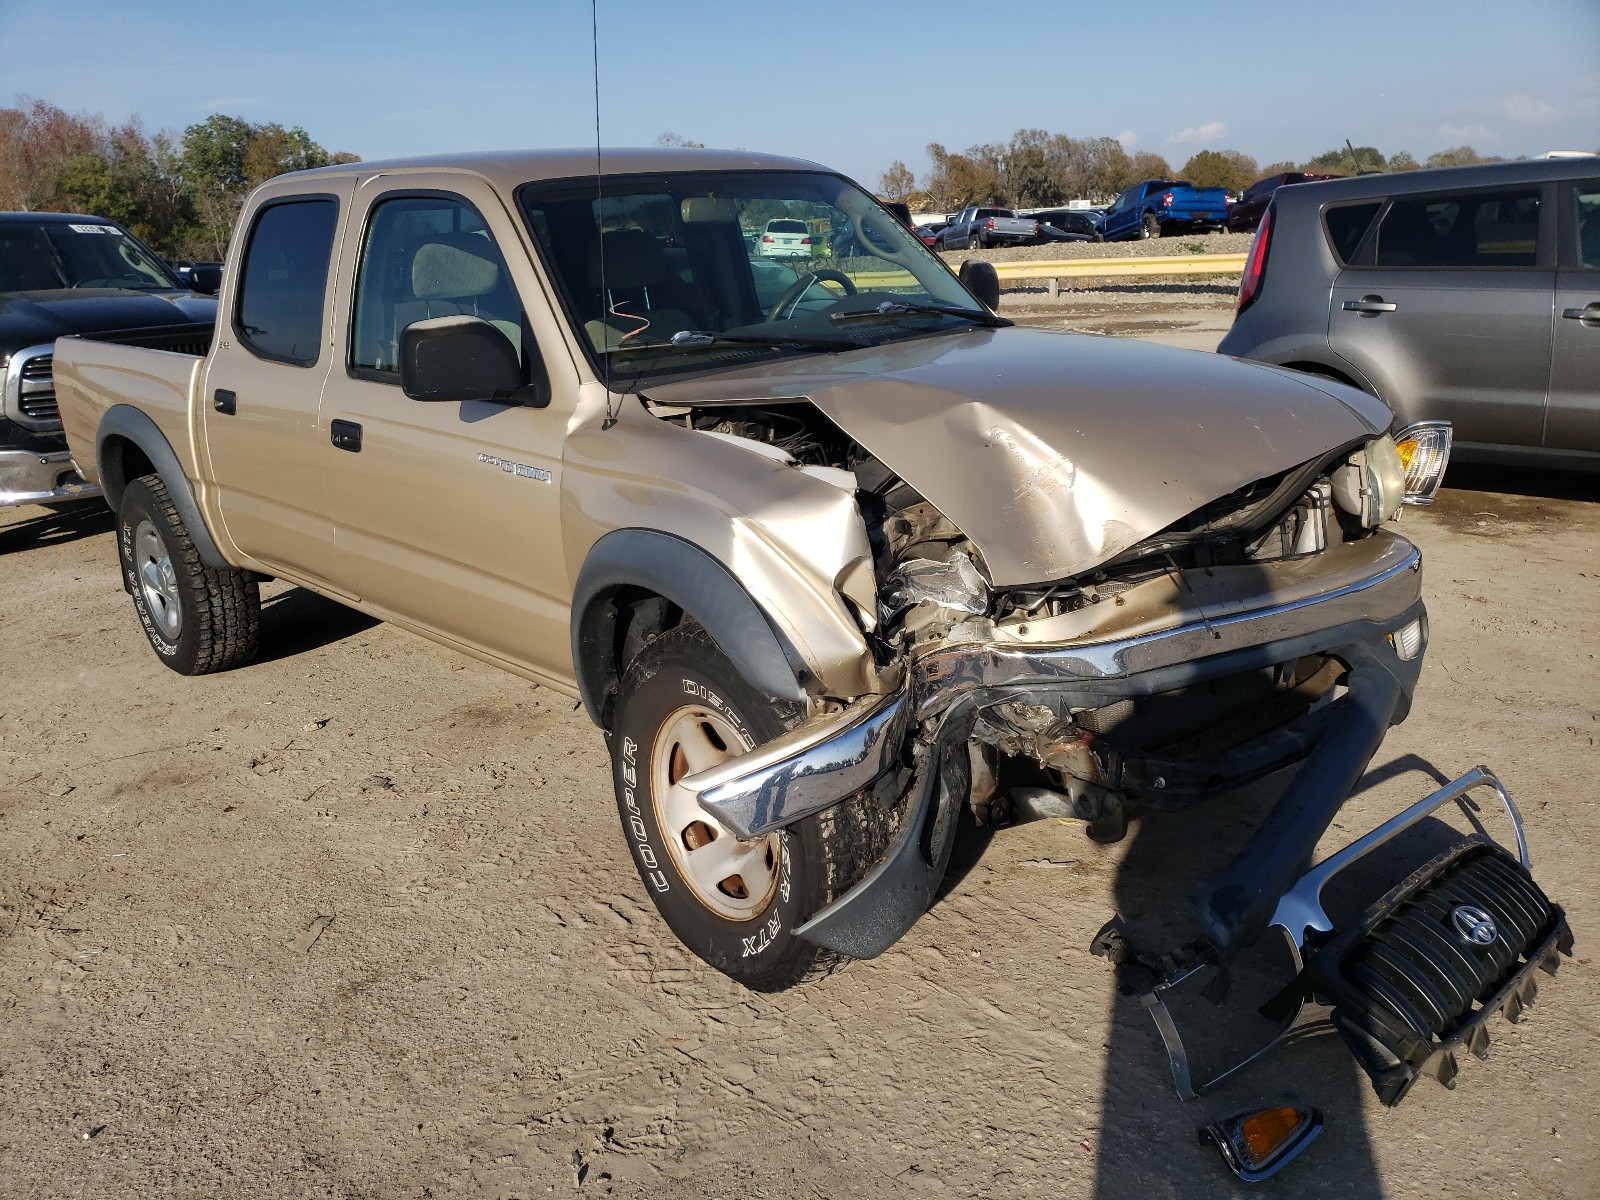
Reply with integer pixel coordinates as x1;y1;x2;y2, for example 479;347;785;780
517;170;988;382
0;220;179;293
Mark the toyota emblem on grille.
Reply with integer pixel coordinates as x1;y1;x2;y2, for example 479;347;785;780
1451;904;1498;946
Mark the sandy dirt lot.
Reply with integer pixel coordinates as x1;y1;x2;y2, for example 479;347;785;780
2;302;1596;1199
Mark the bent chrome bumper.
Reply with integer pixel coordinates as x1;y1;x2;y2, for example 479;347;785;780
689;533;1425;841
0;448;100;507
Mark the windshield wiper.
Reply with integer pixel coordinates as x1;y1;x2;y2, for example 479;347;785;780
830;300;1010;328
600;329;865;355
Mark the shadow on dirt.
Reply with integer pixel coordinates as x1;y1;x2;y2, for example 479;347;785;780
1439;463;1599;504
0;501;114;555
256;587;380;662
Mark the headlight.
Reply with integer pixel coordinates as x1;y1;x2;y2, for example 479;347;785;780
1331;435;1405;527
1393;421;1452;506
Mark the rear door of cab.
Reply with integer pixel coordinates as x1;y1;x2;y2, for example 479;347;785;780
1547;176;1600;454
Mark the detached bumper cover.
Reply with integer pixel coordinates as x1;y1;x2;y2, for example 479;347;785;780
0;448;100;506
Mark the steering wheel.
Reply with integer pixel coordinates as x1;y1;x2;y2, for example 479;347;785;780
766;268;857;320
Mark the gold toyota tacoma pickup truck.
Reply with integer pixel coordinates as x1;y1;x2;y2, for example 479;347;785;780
53;149;1569;1116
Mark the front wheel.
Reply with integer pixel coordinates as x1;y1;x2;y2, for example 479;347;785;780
610;624;875;991
117;475;260;674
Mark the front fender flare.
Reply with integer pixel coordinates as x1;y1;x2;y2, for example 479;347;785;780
95;403;230;570
571;529;810;729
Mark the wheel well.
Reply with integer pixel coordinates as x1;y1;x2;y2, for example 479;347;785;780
585;587;686;730
100;435;156;512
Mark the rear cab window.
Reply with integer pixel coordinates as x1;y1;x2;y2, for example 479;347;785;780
234;198;340;366
1323;202;1383;264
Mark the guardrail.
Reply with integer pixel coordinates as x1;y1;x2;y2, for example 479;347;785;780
990;253;1246;296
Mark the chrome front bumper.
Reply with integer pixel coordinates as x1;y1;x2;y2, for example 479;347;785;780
0;448;101;507
689;533;1425;841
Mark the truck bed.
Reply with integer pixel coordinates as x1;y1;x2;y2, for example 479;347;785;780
54;323;214;491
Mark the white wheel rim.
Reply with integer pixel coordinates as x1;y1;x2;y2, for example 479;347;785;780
650;705;780;921
133;519;182;639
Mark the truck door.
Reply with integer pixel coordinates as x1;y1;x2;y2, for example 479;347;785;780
1546;176;1600;455
200;183;355;586
1328;183;1554;449
315;178;575;683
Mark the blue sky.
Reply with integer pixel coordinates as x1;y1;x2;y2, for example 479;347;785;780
4;0;1596;187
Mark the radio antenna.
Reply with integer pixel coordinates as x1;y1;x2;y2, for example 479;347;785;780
593;0;618;429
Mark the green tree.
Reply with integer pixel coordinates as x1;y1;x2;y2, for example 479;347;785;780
1387;151;1421;172
1425;145;1499;168
654;131;704;148
1305;145;1386;174
1179;149;1258;191
1258;160;1299;177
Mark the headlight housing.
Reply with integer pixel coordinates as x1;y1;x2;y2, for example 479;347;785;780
1331;435;1405;527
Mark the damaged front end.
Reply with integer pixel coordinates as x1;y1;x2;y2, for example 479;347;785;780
659;383;1569;1106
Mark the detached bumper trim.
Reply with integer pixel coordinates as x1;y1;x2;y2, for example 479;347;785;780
0;448;101;507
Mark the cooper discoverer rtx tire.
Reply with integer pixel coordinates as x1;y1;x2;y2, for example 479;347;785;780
610;623;878;991
118;474;260;675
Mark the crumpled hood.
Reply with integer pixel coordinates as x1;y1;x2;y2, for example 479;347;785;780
1;289;216;352
644;327;1391;585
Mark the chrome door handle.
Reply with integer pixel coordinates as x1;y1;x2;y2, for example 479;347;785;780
1342;297;1398;314
1560;306;1600;324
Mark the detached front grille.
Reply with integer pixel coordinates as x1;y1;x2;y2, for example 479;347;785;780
18;353;56;423
1306;840;1573;1105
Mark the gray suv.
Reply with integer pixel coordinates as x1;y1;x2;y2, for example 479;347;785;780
1219;159;1600;470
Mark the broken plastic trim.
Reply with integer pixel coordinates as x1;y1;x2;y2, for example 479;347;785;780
1139;766;1558;1102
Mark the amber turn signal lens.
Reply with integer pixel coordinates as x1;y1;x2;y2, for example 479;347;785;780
1241;1107;1304;1165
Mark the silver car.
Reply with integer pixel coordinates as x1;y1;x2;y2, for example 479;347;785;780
1219;158;1600;471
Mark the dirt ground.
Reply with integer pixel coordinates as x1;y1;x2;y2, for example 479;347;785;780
2;299;1596;1199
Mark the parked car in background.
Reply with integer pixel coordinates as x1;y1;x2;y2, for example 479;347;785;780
1025;208;1102;243
911;224;942;247
757;218;817;259
1096;180;1230;240
1220;158;1600;470
1227;172;1339;233
936;206;1039;250
1;212;217;508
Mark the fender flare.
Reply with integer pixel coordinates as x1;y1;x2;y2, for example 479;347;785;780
95;404;230;570
571;529;810;728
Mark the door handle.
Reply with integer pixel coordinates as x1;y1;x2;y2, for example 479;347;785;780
1560;306;1600;325
213;389;236;415
1342;296;1398;315
330;419;362;452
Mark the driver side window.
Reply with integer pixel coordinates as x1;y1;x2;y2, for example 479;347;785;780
350;195;528;380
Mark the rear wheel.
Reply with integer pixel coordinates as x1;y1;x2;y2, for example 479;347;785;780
610;624;875;991
117;475;260;675
1140;212;1160;239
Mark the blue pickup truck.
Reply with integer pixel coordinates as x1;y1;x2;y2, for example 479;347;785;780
1095;179;1230;241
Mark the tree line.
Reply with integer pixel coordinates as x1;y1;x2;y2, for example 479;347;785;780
876;129;1529;211
0;98;358;260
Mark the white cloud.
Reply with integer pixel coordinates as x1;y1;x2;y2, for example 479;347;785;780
1501;93;1557;125
1166;121;1226;146
1116;130;1137;147
1439;122;1502;145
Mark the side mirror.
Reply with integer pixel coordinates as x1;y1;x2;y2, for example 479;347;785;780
400;316;523;402
187;264;222;295
958;259;1001;311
